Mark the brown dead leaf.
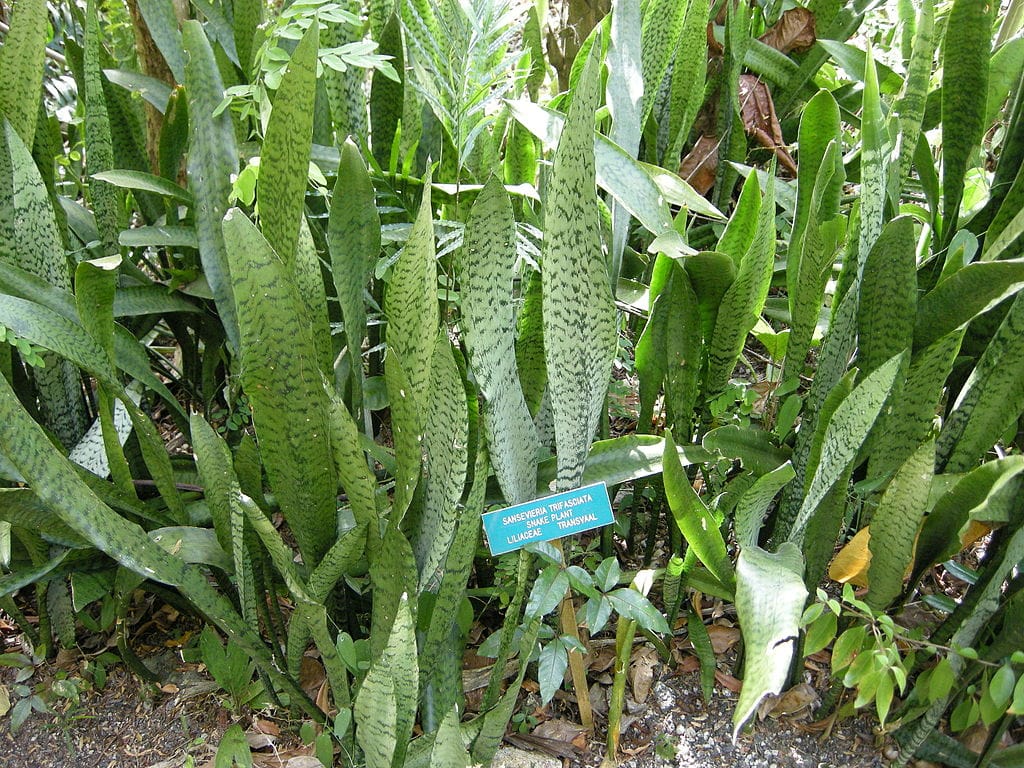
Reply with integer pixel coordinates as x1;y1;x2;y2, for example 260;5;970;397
246;731;278;751
738;75;798;177
706;23;723;57
679;135;719;195
629;646;659;704
589;645;617;674
159;682;180;694
299;656;326;700
676;654;701;674
757;682;820;720
253;719;281;737
534;718;587;743
706;624;741;655
315;679;332;715
829;526;873;586
759;8;816;54
714;669;743;693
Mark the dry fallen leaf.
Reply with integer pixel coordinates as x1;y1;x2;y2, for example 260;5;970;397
759;8;816;54
757;682;820;720
299;656;326;700
829;526;873;586
679;134;720;195
738;75;798;176
714;669;743;693
534;717;587;743
0;684;10;718
629;646;659;704
706;624;741;655
676;654;701;674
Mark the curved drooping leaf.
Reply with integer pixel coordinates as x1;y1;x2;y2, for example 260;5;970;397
92;170;193;205
259;23;318;267
732;542;807;741
0;374;320;718
222;209;337;566
0;0;47;145
461;177;538;505
702;425;791;477
913;259;1024;351
789;354;904;544
541;45;618;490
734;462;796;550
866;439;934;610
941;0;993;237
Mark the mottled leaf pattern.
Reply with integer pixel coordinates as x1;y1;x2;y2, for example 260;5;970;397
222;209;337;566
183;21;241;354
84;0;121;255
857;217;917;377
414;335;468;590
259;24;318;267
461;177;538;504
866;439;934;610
541;45;617;490
0;0;47;145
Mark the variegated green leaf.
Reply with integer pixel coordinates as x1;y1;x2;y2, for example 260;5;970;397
866;439;934;610
639;0;687;128
732;542;807;740
461;177;538;505
84;0;121;255
385;178;438;412
370;11;404;167
542;44;617;490
259;23;318;267
515;268;546;417
414;335;468;590
0;0;47;145
0;121;88;447
856;44;887;283
858;217;917;378
665;0;709;166
706;173;776;394
941;0;993;238
789;354;904;545
295;218;333;378
328;394;380;538
329;140;380;416
428;707;471;768
182;21;240;354
358;593;418;768
892;0;935;198
938;292;1024;472
734;462;796;550
134;0;185;83
222;209;337;566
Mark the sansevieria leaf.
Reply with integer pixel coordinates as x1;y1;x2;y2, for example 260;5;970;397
732;542;807;740
0;0;47;145
541;43;617;490
183;21;240;354
461;177;538;505
259;23;318;268
866;439;934;610
222;209;337;566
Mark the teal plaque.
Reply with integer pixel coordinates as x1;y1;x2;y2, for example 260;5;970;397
482;482;614;555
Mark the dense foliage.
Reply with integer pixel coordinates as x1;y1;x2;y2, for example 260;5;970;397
1;0;1024;765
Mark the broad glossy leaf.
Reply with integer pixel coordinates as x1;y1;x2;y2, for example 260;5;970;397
702;425;791;476
732;542;807;740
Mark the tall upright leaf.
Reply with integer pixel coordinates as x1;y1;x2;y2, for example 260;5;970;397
461;178;538;505
541;44;617;490
183;21;240;354
892;0;935;199
639;0;687;128
222;210;337;566
370;11;404;168
857;217;917;378
330;141;381;419
259;23;318;267
706;173;776;394
0;0;47;145
856;45;887;282
665;0;709;166
941;0;993;239
84;0;121;255
0;121;88;447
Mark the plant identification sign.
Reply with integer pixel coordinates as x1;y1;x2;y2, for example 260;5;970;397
481;482;614;555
